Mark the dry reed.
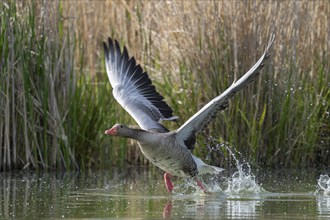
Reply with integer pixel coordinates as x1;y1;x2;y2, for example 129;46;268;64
1;0;329;170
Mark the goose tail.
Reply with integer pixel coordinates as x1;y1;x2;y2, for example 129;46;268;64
192;155;224;175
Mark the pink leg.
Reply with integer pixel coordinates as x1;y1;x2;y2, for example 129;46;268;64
163;201;173;218
164;173;174;192
195;177;208;193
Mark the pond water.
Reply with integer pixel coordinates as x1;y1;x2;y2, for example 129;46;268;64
0;167;329;219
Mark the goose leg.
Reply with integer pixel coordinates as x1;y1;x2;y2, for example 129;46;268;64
195;177;207;193
164;173;174;192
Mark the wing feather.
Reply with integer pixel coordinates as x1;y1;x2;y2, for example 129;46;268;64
103;38;178;132
176;34;275;146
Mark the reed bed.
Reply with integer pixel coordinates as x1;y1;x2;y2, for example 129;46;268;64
0;1;121;171
0;0;329;170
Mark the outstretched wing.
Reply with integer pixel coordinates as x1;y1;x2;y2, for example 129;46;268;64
176;34;275;148
103;38;178;132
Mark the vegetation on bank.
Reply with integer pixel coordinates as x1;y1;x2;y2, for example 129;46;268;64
0;1;113;170
0;1;329;171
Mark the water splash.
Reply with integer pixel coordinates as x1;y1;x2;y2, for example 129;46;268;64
221;142;263;195
201;138;264;195
315;174;330;196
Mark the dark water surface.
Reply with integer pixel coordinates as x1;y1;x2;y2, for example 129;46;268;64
0;168;329;219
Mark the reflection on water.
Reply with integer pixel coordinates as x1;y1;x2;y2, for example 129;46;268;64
0;168;329;219
226;199;259;218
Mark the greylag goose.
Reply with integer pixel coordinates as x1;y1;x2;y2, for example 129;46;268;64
103;35;275;193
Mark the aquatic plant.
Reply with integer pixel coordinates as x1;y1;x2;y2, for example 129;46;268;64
1;1;329;170
0;1;120;170
89;1;329;169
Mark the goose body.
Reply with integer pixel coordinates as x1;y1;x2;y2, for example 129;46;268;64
103;35;275;192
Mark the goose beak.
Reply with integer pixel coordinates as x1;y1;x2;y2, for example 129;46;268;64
105;127;117;135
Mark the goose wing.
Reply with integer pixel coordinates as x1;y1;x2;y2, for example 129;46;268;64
103;38;178;132
176;35;275;147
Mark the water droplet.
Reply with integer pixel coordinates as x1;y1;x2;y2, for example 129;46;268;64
315;175;330;196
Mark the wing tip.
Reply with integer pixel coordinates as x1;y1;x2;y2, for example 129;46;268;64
265;34;275;53
103;41;109;58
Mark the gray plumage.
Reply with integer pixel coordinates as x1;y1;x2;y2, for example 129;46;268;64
104;35;275;180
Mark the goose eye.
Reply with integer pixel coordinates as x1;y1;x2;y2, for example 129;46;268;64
120;125;123;128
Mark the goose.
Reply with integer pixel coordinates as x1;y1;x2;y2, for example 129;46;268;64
103;35;275;193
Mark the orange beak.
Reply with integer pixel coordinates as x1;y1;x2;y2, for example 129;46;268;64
105;126;117;135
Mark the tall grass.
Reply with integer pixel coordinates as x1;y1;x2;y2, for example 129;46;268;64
73;0;328;169
1;1;329;170
0;1;75;170
188;38;330;169
0;1;123;171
